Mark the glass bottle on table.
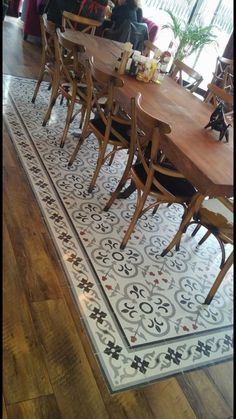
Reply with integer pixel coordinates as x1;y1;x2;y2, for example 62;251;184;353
129;51;141;76
157;51;171;83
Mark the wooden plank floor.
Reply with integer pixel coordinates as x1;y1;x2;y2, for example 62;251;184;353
3;16;233;419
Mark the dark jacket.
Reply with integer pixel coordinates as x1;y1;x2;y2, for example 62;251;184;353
43;0;79;26
105;18;148;52
111;4;143;27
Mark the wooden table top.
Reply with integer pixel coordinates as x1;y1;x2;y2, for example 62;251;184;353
61;30;234;197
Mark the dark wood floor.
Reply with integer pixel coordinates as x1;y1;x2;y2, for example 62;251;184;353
3;16;233;419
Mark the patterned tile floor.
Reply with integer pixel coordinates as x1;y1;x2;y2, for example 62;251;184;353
3;75;233;393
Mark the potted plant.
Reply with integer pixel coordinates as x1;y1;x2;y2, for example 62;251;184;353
161;10;218;67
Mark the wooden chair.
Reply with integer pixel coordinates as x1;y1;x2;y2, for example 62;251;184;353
31;14;56;106
68;60;133;193
204;83;234;120
170;59;203;93
62;11;102;35
174;197;233;305
223;63;234;95
50;27;93;148
104;93;198;250
143;40;162;59
210;56;233;91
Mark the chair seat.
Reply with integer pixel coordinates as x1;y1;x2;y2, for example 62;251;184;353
198;198;233;239
90;116;131;142
133;163;196;197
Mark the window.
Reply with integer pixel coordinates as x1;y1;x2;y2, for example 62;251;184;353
142;0;233;90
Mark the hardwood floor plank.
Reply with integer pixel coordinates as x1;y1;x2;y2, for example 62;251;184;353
2;125;18;169
6;395;62;419
205;362;234;411
142;378;197;419
3;18;42;79
3;396;9;419
177;370;233;419
3;221;53;404
31;299;110;419
3;128;63;302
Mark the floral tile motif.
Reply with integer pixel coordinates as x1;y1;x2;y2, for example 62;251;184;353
3;75;233;393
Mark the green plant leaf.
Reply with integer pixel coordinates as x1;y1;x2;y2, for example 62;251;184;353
161;10;219;61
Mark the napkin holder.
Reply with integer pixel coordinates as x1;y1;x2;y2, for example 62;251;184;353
117;42;133;75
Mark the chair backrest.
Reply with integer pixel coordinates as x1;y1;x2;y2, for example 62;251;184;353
62;11;102;35
132;94;191;199
223;62;234;95
212;56;234;90
171;59;203;93
89;58;129;144
143;40;162;59
204;83;234;109
55;27;87;90
113;89;183;199
134;94;171;162
40;14;56;65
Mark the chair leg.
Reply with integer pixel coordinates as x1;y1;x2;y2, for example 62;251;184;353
198;230;211;245
31;65;46;103
204;251;233;304
161;194;204;257
60;96;76;148
68;110;91;167
104;146;135;211
108;146;117;166
42;77;60;126
120;189;148;250
218;238;226;269
79;105;86;129
88;143;107;193
152;204;159;215
191;223;201;237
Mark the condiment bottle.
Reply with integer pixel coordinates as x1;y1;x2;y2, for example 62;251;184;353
157;51;171;82
148;58;158;82
136;56;146;81
129;51;141;76
126;54;133;73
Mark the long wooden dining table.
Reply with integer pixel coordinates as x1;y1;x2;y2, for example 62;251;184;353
61;29;233;199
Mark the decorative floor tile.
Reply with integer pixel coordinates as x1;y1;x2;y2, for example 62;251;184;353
3;75;233;393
